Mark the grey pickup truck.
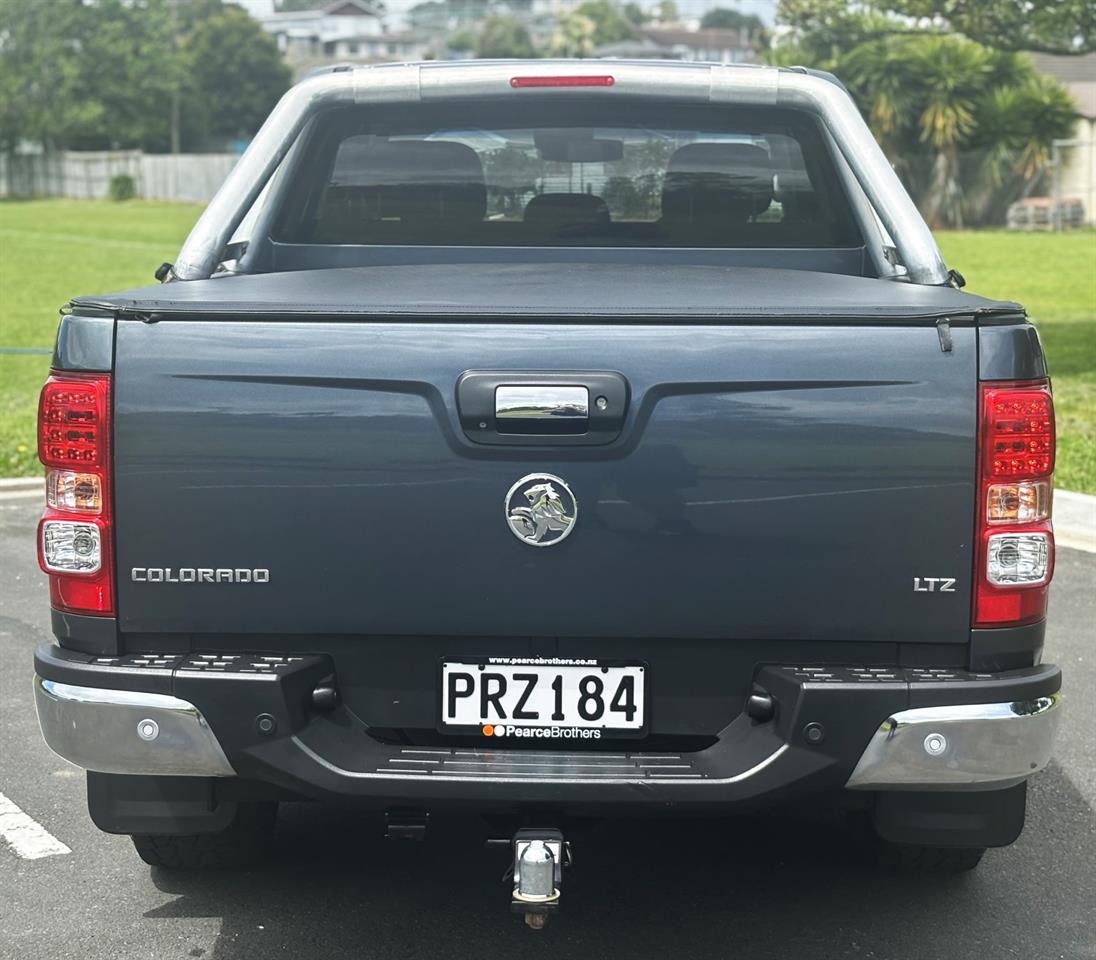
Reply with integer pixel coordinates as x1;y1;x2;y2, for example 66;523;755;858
33;60;1061;926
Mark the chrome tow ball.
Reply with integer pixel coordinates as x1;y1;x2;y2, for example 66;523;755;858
511;828;569;930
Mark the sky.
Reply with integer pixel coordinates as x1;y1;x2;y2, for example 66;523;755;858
232;0;779;30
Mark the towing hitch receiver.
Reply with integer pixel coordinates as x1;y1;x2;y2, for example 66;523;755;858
511;828;569;930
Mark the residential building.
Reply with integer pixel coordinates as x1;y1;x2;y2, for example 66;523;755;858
637;27;756;63
254;0;386;76
594;36;683;60
325;31;433;61
1030;52;1096;226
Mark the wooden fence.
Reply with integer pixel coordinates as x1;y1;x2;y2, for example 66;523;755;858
0;151;238;203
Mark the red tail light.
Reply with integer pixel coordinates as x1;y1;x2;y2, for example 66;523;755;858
974;380;1054;627
510;75;615;88
36;372;114;616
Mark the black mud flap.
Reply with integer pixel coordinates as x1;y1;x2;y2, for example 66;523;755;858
872;781;1027;848
88;772;240;836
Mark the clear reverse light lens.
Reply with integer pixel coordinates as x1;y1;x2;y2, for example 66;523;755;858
41;520;102;573
986;480;1050;523
46;470;102;513
986;532;1050;585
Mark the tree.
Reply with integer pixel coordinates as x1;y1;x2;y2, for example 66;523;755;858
770;0;897;64
408;0;448;30
846;35;993;226
700;7;764;32
601;138;674;217
182;5;291;146
964;73;1077;220
481;144;541;215
0;0;80;151
878;0;1094;54
0;0;291;153
776;0;1094;55
549;11;597;56
622;2;649;26
0;0;179;152
475;15;537;58
447;28;478;51
448;0;491;24
573;0;637;45
653;0;677;22
782;29;1078;227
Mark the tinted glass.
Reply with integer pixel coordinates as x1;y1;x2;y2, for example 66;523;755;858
274;101;862;249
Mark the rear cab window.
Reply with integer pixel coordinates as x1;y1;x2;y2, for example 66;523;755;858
272;101;864;251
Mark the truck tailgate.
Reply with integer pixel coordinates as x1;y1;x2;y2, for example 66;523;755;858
112;317;976;644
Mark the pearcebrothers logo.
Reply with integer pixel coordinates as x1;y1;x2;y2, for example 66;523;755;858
481;724;602;740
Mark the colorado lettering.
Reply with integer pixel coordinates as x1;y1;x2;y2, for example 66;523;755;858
131;568;270;583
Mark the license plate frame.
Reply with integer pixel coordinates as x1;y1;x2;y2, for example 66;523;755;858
438;657;649;739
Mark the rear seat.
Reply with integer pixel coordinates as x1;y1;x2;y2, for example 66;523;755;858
523;193;611;239
659;142;774;244
307;138;832;248
311;140;486;244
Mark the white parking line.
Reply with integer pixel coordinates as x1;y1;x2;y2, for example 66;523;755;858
0;792;71;859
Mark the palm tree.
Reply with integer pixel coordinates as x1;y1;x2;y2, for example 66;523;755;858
906;36;993;229
548;12;596;58
966;65;1077;224
845;35;992;228
785;32;1077;228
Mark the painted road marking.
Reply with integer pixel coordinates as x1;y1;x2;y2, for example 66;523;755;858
0;792;71;860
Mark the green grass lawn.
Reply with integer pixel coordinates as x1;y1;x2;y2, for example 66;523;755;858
1;201;1094;490
938;231;1096;493
0;199;203;474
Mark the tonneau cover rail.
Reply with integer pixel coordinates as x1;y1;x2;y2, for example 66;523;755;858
74;264;1017;320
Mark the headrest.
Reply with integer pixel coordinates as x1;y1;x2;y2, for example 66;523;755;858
523;193;611;236
772;168;819;223
331;139;486;223
661;143;774;225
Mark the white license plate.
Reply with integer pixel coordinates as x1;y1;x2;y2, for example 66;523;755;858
441;659;646;738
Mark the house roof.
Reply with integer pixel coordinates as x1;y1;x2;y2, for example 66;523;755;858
594;38;682;59
1029;52;1096;84
260;0;380;20
323;0;381;15
332;30;425;43
1029;52;1096;118
640;27;753;50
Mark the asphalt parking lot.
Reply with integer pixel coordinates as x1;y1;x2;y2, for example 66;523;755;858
1;493;1094;960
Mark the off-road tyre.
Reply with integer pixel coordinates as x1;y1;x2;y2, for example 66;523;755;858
130;802;277;870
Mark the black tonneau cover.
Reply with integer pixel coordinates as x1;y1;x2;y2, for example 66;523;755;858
74;264;1020;321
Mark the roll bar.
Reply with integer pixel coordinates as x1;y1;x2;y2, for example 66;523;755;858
172;60;949;286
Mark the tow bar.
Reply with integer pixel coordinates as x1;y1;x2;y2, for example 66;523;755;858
507;828;571;930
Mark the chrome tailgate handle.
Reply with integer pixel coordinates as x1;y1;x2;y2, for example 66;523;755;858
496;386;589;426
457;371;628;446
495;385;588;435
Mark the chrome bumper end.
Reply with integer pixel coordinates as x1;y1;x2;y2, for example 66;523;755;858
34;675;235;777
846;693;1062;791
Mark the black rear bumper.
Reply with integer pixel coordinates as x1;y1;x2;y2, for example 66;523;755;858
34;644;1062;813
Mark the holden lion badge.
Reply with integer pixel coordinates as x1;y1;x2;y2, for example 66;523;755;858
505;474;577;547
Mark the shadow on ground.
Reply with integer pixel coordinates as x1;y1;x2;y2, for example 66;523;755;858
144;764;1095;960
